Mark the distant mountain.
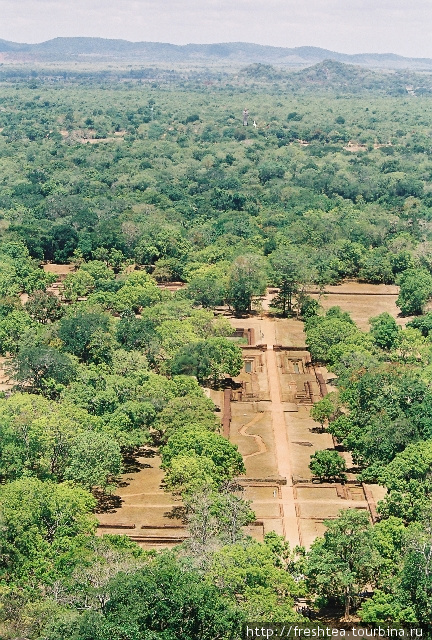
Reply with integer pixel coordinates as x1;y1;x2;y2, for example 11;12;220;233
0;38;432;70
238;60;422;96
294;59;390;87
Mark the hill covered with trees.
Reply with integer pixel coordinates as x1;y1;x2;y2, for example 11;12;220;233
1;37;432;69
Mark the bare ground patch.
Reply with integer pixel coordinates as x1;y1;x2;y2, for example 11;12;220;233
308;282;413;330
96;449;185;549
228;308;371;549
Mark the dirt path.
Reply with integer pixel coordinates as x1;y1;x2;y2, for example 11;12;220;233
240;413;266;458
264;322;301;548
229;296;372;548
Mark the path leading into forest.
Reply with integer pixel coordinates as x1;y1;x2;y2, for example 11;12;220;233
261;317;300;548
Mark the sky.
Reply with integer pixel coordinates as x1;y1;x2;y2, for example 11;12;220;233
2;0;432;58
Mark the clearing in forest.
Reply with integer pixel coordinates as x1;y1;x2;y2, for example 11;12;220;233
95;285;390;550
228;299;380;549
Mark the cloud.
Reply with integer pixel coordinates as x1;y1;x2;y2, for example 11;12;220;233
1;0;432;57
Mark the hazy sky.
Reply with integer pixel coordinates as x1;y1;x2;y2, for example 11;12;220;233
2;0;432;58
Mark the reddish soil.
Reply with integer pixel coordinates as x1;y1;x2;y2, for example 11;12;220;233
343;142;367;152
96;449;186;550
228;290;382;549
95;285;388;551
42;263;75;276
308;282;412;330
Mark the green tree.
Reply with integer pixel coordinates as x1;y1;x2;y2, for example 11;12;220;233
379;440;432;523
395;327;426;363
79;260;116;286
164;455;220;494
0;393;100;482
45;554;242;640
207;536;304;623
197;336;244;383
116;315;160;362
171;337;243;384
335;241;365;278
370;312;399;350
0;295;21;319
407;312;432;337
112;280;161;314
397;268;432;316
106;400;155;449
327;414;353;442
306;509;379;619
371;516;407;591
0;477;96;573
211;490;255;544
58;310;113;363
64;431;122;492
227;254;267;316
335;365;432;473
25;290;64;324
359;521;432;626
0;310;35;355
258;162;285;183
398;524;432;625
161;426;245;486
358;590;404;625
155;394;217;442
359;249;394;284
305;314;360;363
188;309;233;339
186;264;227;308
11;343;77;394
270;248;313;316
310;394;337;431
309;449;347;482
299;295;321;319
0;241;55;295
156;318;198;359
63;269;95;302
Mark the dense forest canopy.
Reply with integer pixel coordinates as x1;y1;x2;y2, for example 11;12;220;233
1;63;432;637
1;64;432;287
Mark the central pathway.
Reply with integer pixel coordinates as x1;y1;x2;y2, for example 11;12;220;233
263;320;300;548
230;305;373;549
266;347;300;548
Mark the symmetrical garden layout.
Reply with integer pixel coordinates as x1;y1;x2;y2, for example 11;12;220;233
227;315;381;549
97;305;385;549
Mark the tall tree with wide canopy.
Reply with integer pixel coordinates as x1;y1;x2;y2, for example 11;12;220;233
270;247;314;316
227;254;267;316
306;509;379;619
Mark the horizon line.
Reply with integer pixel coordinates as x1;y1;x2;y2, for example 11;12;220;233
0;36;427;60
